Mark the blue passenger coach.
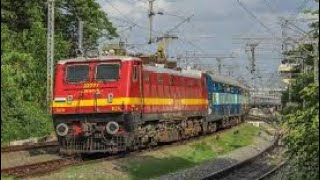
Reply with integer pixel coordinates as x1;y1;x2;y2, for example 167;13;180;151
205;72;249;122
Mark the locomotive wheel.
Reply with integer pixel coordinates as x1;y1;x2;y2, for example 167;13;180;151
131;139;139;151
213;123;217;132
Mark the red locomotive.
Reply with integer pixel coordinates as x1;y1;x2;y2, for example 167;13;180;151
52;56;210;153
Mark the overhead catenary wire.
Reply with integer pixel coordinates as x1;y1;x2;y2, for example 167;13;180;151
235;0;278;39
262;0;310;36
233;0;283;78
262;0;278;14
164;14;194;35
103;0;162;36
287;0;311;22
178;37;206;53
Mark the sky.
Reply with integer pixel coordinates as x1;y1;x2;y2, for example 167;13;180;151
97;0;318;89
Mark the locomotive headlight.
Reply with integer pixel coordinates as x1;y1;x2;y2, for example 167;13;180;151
106;121;119;135
56;123;69;136
54;97;66;102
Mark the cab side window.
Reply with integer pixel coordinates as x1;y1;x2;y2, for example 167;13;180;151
133;65;138;82
143;72;149;82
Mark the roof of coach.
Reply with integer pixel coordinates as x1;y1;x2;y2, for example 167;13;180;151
206;73;249;90
143;65;202;79
57;56;141;64
57;56;202;78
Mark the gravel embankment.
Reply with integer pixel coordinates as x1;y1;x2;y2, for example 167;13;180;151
158;129;276;180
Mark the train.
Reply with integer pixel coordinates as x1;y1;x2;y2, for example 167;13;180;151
52;55;250;154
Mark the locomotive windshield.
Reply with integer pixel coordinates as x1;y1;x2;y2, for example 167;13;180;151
66;65;89;83
95;64;120;81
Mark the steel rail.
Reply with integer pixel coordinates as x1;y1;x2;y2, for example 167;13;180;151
202;136;283;180
1;158;78;178
1;121;247;178
255;160;288;180
2;116;273;178
1;141;58;153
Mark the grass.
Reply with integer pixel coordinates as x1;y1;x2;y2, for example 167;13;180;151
1;176;16;180
29;123;260;180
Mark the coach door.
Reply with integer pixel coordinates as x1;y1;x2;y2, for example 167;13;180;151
131;62;143;114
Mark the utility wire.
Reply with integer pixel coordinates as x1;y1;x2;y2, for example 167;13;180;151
178;37;206;53
262;0;278;14
286;25;308;36
286;21;309;35
131;0;148;4
165;14;194;34
287;0;311;22
103;0;162;36
235;0;277;38
162;12;186;20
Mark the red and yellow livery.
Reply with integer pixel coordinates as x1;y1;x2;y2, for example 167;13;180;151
52;56;210;153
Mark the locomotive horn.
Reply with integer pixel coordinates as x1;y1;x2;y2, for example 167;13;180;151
106;121;119;135
56;123;69;136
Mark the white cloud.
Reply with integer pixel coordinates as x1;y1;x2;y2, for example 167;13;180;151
97;0;314;87
297;12;319;22
100;0;148;21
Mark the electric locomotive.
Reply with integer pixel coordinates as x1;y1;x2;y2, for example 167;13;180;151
52;55;249;154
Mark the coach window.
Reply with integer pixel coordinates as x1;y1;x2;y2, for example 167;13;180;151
212;93;217;104
189;80;193;86
96;64;120;81
133;65;138;82
158;74;163;84
177;77;181;86
66;64;89;83
170;76;174;85
143;72;149;82
217;83;221;92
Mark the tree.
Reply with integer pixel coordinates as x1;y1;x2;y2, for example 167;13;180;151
281;1;319;179
1;0;117;143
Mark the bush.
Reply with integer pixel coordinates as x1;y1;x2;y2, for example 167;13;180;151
1;102;53;144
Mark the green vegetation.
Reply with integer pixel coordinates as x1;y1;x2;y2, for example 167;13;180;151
123;124;258;179
281;1;319;179
1;0;117;144
43;124;260;180
0;176;16;180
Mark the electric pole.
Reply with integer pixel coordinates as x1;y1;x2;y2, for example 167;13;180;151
47;0;55;113
248;42;259;74
180;52;235;74
314;42;319;84
245;42;259;90
78;20;84;56
281;21;292;103
148;0;155;44
215;57;235;75
217;58;222;74
156;34;178;58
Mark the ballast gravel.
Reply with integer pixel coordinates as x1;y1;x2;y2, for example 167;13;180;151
158;129;276;180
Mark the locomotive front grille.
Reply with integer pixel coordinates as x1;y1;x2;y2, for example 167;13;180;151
59;134;127;153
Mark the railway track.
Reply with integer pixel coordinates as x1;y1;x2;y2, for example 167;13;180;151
1;152;131;178
256;160;287;180
202;143;285;180
1;158;77;178
2;120;277;178
1;122;248;178
1;141;58;153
